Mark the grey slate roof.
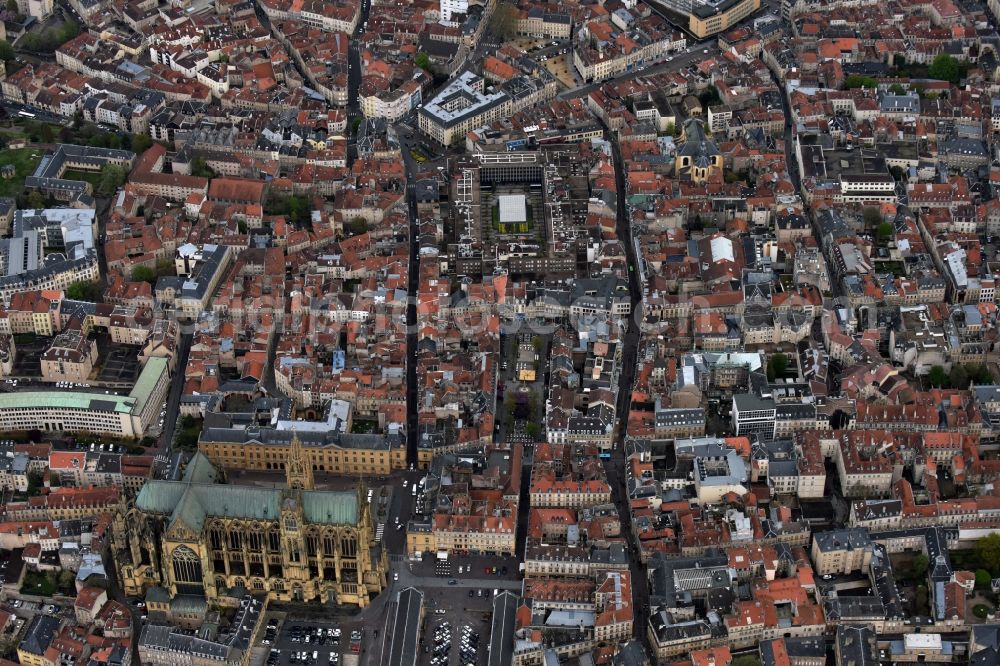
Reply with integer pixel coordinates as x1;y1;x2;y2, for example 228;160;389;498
488;591;518;666
385;587;423;666
19;615;60;656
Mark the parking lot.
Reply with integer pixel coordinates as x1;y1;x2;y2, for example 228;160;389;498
420;588;493;666
422;619;481;666
262;614;353;666
254;464;522;666
409;552;521;585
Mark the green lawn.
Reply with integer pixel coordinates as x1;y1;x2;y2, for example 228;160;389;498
0;125;27;139
62;169;104;189
21;571;56;596
350;420;378;434
0;148;42;198
949;550;985;571
880;261;907;278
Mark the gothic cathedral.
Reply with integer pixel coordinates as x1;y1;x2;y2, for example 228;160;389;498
112;444;385;607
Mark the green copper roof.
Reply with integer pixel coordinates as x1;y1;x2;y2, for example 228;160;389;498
0;391;134;413
129;357;168;415
135;481;359;533
170;488;213;533
182;452;221;485
137;483;281;529
134;481;186;515
303;492;359;525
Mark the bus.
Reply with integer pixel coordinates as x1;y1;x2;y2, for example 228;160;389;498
17;110;35;118
599;452;611;460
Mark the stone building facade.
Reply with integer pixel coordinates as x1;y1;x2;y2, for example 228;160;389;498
112;442;384;607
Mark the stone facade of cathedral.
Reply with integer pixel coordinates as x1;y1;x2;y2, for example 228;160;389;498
112;438;385;607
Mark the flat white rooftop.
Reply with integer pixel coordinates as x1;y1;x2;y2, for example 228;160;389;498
498;194;527;224
904;634;942;650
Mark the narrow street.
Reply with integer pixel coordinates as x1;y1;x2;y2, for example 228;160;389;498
605;126;652;653
557;42;719;101
346;0;371;160
772;69;801;196
159;332;192;454
402;149;420;467
770;68;845;305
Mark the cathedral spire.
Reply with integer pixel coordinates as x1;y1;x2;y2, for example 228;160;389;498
286;429;315;491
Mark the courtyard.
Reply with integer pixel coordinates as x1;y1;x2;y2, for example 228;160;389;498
481;187;545;249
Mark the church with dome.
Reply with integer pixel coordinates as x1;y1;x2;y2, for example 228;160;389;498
675;118;723;183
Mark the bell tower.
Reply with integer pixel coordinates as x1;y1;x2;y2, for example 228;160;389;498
285;430;315;491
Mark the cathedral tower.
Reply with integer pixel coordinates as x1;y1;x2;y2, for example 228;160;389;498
285;431;315;491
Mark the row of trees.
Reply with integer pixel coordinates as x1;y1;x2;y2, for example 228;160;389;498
130;259;175;284
846;54;965;90
344;217;368;236
765;353;789;382
927;363;993;389
19;18;80;53
97;162;127;195
264;193;313;227
973;533;1000;590
67;280;101;301
488;3;518;39
177;415;201;450
928;53;963;84
904;536;1000;592
861;207;897;241
0;40;15;64
24;118;153;156
190;156;217;179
